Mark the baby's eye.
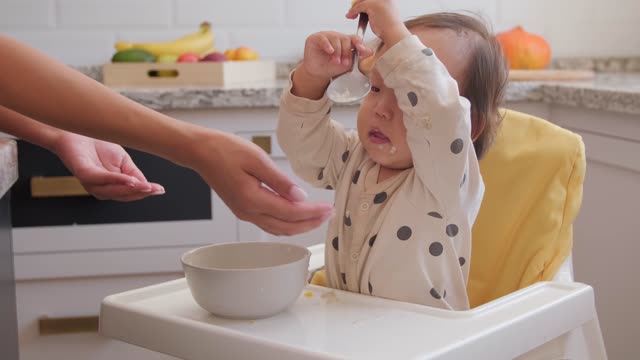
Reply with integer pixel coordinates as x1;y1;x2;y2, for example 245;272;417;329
371;86;381;93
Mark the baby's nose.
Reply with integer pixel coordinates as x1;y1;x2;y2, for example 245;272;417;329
374;102;392;120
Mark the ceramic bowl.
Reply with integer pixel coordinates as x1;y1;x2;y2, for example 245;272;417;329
181;242;311;319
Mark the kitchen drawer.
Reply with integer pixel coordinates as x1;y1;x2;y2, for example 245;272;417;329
16;273;182;360
14;245;204;280
11;141;211;227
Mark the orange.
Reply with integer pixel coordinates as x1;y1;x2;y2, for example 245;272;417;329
234;46;259;61
223;48;236;60
224;49;236;60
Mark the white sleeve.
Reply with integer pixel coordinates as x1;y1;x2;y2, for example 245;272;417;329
277;72;359;189
376;35;484;230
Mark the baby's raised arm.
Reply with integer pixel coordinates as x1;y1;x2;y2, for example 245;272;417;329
277;86;358;190
351;0;483;309
277;31;372;189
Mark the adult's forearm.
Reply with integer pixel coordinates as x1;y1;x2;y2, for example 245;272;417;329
0;105;64;150
0;35;211;169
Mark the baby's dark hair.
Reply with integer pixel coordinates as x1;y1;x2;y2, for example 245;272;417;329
404;12;508;159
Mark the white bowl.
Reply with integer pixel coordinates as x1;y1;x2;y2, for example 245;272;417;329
181;242;311;319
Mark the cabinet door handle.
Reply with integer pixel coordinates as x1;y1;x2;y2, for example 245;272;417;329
38;315;99;335
251;135;272;154
30;176;90;198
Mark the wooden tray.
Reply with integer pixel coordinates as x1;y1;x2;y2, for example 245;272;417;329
103;61;276;87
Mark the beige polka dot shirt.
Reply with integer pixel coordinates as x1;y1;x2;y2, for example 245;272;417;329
277;36;484;310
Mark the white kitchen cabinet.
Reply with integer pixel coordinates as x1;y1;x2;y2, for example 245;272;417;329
14;224;230;359
17;274;181;360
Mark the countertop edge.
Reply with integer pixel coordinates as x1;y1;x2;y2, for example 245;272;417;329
0;139;18;198
114;77;640;116
539;84;640;116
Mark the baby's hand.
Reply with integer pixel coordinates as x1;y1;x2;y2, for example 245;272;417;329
347;0;410;48
301;31;373;82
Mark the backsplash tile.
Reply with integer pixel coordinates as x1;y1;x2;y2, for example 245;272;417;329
0;0;54;29
57;0;172;28
4;30;115;65
176;0;284;27
1;0;637;66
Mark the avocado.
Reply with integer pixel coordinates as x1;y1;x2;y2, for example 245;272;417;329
111;49;156;63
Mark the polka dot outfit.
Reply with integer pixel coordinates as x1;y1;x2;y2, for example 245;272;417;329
277;36;484;310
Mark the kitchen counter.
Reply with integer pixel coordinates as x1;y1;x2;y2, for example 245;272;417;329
110;73;640;116
0;138;18;360
116;80;288;111
507;73;640;115
0;139;18;198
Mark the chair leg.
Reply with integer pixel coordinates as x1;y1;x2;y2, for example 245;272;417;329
582;317;608;360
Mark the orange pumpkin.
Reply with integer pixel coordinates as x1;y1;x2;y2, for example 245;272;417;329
496;26;551;70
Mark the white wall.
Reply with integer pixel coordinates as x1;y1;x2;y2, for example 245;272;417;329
1;0;639;66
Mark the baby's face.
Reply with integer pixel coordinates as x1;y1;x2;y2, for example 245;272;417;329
357;69;413;170
357;27;473;169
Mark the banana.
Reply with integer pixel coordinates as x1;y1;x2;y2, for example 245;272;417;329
115;22;214;57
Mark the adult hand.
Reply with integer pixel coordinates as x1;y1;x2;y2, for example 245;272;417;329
193;131;334;236
52;132;164;201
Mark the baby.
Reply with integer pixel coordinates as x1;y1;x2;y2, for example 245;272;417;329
277;0;508;310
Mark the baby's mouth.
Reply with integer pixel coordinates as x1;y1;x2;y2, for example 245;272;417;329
368;129;390;144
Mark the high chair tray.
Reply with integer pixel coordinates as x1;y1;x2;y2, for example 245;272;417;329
100;277;597;360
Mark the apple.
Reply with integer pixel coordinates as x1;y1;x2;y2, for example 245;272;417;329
177;52;200;63
200;52;227;62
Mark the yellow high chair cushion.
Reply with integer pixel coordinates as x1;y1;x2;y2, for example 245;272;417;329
468;109;585;308
310;110;585;309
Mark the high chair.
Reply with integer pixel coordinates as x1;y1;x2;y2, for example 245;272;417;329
100;110;607;359
306;109;606;359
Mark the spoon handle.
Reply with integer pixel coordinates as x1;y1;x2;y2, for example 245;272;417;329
356;13;369;40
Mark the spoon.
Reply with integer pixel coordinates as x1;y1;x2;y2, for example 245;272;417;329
327;13;370;104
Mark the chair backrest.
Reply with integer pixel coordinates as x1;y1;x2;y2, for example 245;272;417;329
468;109;586;308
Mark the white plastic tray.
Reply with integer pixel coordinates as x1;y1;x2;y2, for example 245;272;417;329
100;276;597;360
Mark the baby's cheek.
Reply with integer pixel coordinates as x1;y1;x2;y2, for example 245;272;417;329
397;145;414;168
389;137;413;169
